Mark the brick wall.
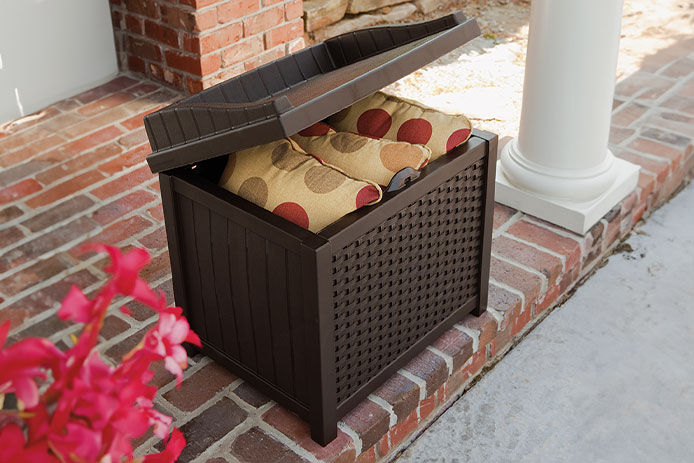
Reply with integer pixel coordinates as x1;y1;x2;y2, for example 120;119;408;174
110;0;304;93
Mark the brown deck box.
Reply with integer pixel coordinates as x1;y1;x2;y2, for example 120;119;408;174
144;12;497;445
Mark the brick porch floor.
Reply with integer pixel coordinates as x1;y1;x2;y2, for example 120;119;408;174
1;37;694;462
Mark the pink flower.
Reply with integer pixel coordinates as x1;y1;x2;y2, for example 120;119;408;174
0;324;63;408
57;285;94;323
145;313;200;384
143;428;186;463
0;423;58;463
0;244;195;463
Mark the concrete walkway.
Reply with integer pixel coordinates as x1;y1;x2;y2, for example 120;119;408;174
398;182;694;463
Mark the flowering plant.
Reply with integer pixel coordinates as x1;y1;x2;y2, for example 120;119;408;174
0;245;200;462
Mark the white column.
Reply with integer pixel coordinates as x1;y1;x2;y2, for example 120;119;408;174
495;0;639;235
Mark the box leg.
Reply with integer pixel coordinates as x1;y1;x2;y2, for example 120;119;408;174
310;417;338;447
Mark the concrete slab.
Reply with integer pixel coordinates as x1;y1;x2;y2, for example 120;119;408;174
397;182;694;463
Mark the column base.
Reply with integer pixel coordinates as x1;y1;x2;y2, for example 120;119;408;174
495;157;640;235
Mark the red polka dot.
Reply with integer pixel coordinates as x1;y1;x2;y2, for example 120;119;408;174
357;109;392;138
273;202;309;229
397;118;432;145
446;128;472;152
298;122;332;137
355;185;380;208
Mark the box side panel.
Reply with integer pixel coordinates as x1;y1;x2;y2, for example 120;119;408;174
169;180;312;409
332;148;489;412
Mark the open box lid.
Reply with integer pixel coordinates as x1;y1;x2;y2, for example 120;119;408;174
144;11;480;173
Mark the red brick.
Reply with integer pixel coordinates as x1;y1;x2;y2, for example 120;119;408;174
125;0;158;18
615;71;671;99
92;190;157;226
263;405;355;463
373;373;420;424
534;284;561;316
341;400;390;454
163;5;217;32
128;55;147;74
507;220;582;270
461;310;497;349
377;408;418;458
488;283;522;331
138;226;168;251
120;107;160;131
165;49;221;76
431;329;473;371
22;196;94;233
637;171;656;203
27;170;106;208
36;143;123;186
0;256;70;296
99;144;151;174
187;22;244;54
0;216;97;273
230;427;309;463
140;250;172;283
178;0;219;8
59;126;124;157
163;362;237;412
232;381;270;408
148;203;165;222
77;92;136;118
264;19;303;49
493;236;564;288
611;102;648;128
244;45;285;71
616;150;670;184
403;350;448;397
492;203;516;230
0;227;24;248
285;0;303;20
61;107;131;140
662;57;694;79
489;256;542;311
221;36;263;67
640;126;691;149
128;37;163;62
662;94;694;115
609;126;635;145
0;206;23;225
124;13;144;34
286;37;305;54
217;0;259;23
90;165;156;199
418;394;436;421
0;179;42;205
144;20;179;48
76;215;153;254
100;314;131;340
73;76;139;104
0;136;66;169
117;129;149;149
243;5;284;36
628;137;684;170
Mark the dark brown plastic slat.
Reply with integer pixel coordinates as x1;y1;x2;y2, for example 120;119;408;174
210;212;241;359
266;242;295;394
228;222;257;370
145;12;480;173
246;231;275;381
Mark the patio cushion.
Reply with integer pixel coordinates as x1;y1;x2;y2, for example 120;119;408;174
290;122;432;186
219;139;382;233
327;91;473;160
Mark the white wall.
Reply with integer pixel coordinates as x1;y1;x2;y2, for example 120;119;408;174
0;0;118;125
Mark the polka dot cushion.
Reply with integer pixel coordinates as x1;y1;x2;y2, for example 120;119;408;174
218;139;382;233
290;122;432;187
327;91;473;160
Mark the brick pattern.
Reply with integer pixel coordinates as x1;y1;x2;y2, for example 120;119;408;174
1;38;694;463
109;0;305;93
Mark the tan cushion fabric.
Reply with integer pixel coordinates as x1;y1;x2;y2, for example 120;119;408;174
291;122;432;186
327;91;472;160
218;139;382;233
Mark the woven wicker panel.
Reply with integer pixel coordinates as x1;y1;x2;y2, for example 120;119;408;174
332;158;487;405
